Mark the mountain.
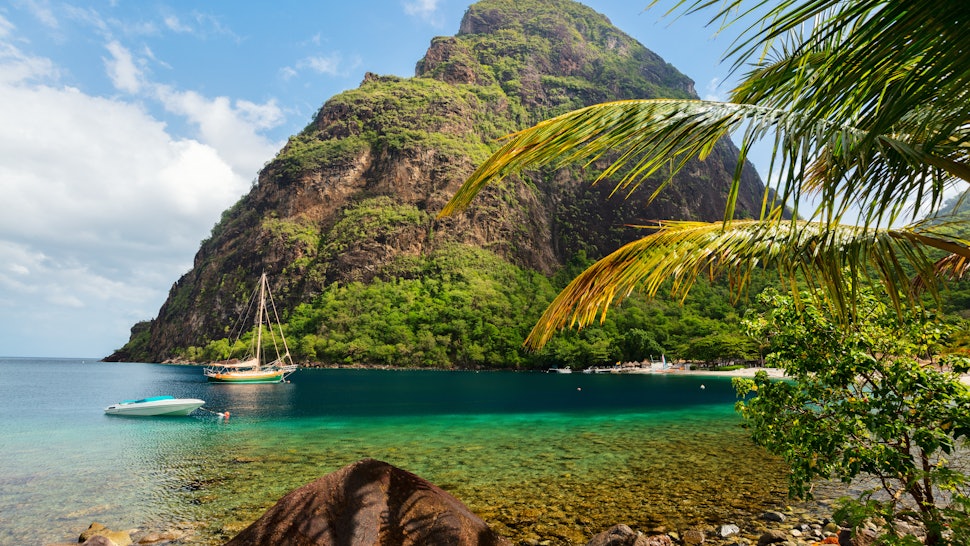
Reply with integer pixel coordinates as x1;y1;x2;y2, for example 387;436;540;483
106;0;768;366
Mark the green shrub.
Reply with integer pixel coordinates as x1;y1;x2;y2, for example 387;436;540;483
736;287;970;545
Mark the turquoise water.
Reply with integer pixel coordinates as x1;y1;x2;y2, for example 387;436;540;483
0;358;795;545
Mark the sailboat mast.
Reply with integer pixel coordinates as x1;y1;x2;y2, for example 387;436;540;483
255;272;266;370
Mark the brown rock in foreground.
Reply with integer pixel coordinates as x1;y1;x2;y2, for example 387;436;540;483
225;458;510;546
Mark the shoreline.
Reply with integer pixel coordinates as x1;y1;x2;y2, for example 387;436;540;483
155;358;970;384
645;364;970;385
621;366;788;379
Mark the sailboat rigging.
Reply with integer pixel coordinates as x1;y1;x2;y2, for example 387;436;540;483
204;273;297;383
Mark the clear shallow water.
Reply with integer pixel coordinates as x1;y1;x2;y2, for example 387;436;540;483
0;358;796;545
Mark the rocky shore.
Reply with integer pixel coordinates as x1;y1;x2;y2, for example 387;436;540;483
51;459;877;546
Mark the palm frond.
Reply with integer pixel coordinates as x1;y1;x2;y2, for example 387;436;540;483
731;17;970;226
437;98;842;221
657;0;970;228
672;0;970;129
440;99;743;218
524;219;970;348
438;94;968;232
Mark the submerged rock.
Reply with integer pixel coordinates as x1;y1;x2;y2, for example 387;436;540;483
584;524;647;546
79;522;132;546
134;529;185;544
762;511;787;523
756;529;788;545
682;528;706;545
225;458;510;546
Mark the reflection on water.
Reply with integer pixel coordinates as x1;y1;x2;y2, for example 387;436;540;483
0;360;805;545
205;381;296;418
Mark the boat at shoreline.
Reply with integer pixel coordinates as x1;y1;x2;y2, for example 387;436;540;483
584;356;671;374
104;395;204;416
204;273;297;384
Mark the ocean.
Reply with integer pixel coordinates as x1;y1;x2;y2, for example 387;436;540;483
0;358;799;545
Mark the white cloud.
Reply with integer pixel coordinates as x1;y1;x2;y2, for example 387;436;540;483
703;77;724;102
0;239;168;356
0;82;247;254
283;52;360;80
0;14;14;37
279;65;298;81
163;15;192;34
104;40;143;93
403;0;442;24
0;29;286;356
153;85;283;177
301;53;342;75
23;0;59;29
62;4;109;35
0;40;58;84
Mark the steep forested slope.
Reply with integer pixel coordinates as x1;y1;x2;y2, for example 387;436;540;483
108;0;768;367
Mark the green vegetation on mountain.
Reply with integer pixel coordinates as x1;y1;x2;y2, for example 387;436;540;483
172;244;761;369
108;0;775;366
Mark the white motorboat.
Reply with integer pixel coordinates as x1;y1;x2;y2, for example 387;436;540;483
105;395;205;416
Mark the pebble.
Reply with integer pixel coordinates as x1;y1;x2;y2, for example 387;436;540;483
762;511;787;522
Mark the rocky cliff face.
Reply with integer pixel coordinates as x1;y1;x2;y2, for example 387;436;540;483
107;0;767;363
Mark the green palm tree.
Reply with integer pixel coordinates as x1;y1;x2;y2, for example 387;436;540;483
439;0;970;348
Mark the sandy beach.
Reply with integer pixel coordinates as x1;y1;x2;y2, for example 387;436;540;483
610;364;787;379
672;366;788;379
648;364;970;385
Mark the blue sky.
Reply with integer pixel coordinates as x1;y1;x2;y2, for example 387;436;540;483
0;0;758;358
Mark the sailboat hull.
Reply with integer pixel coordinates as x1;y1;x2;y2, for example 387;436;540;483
204;369;286;383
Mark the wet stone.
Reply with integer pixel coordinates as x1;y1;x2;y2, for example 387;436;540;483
757;529;789;545
683;528;706;545
762;511;787;523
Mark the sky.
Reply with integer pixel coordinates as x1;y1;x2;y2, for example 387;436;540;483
0;0;760;359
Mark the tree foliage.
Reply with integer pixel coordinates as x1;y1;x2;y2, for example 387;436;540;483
181;244;760;369
735;287;970;545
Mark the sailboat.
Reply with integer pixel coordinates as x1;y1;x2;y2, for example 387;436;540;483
204;273;297;384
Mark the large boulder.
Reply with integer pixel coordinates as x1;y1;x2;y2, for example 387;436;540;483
225;458;510;546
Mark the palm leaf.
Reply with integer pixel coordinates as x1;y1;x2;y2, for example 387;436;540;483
439;99;792;215
439;99;803;221
438;95;968;231
671;0;970;227
524;219;970;348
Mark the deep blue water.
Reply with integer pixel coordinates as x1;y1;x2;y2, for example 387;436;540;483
0;358;789;545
